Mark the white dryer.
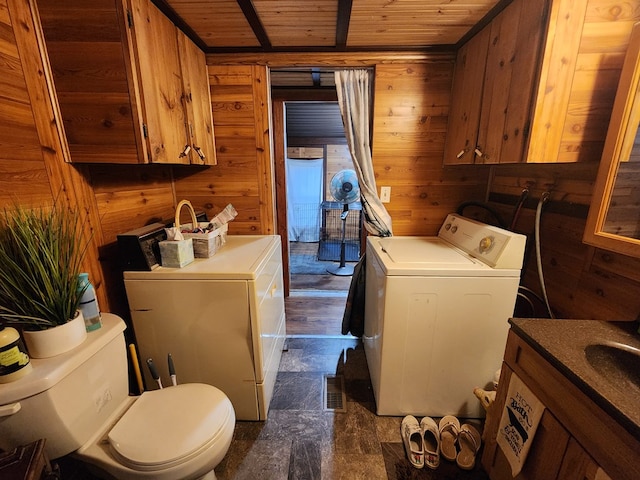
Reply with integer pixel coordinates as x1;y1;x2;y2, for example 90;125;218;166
124;235;285;421
364;214;526;418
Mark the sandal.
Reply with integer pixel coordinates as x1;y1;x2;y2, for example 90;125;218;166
438;415;460;462
456;423;482;470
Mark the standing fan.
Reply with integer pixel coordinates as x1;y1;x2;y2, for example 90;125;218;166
327;169;360;276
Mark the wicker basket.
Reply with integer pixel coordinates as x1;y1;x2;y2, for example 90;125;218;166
175;200;227;258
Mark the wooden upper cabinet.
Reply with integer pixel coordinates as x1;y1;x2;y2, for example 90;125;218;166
126;0;189;164
443;26;490;164
37;0;215;165
444;0;549;165
177;31;217;166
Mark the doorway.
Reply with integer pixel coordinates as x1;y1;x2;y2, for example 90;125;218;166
271;72;360;336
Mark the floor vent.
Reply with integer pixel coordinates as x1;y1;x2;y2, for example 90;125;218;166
323;374;347;412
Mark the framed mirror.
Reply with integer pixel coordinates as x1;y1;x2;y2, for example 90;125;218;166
584;23;640;257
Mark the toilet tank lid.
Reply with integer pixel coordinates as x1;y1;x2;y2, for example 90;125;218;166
0;314;126;405
108;383;233;468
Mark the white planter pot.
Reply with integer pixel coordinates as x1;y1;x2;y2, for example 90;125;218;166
23;311;87;358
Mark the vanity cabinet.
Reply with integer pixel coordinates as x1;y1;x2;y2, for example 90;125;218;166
38;0;216;165
482;326;637;480
557;438;610;480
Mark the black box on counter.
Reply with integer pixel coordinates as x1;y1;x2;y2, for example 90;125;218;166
117;223;166;271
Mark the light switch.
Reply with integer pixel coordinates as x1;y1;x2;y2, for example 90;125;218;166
380;186;391;203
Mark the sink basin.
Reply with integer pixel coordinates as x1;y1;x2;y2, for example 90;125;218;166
584;341;640;395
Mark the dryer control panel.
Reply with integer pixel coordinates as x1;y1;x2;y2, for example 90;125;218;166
438;214;526;269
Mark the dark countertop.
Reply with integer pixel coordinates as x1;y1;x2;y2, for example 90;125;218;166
509;318;640;440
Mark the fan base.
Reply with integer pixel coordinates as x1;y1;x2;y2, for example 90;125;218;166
327;264;354;276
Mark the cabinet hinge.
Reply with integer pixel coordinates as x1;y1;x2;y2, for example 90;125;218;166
142;124;148;138
127;9;134;28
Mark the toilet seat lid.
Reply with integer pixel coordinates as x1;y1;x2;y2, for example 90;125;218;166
108;383;232;469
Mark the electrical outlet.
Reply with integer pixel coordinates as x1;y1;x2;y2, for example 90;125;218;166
380;186;391;203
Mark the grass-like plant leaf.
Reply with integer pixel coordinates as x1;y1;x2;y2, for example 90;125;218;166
0;202;89;330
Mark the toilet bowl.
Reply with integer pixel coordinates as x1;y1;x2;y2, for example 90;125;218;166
0;314;235;480
77;383;235;480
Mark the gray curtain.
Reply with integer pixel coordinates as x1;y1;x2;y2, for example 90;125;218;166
335;69;393;336
335;69;393;237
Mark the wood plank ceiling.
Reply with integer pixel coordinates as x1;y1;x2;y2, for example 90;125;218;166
156;0;505;53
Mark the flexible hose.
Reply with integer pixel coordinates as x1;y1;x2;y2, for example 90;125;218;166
509;189;529;231
455;201;507;228
518;285;546;308
535;192;554;318
516;291;536;317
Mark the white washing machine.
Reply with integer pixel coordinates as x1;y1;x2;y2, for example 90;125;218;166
364;214;526;418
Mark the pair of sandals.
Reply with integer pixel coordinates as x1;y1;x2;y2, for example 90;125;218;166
439;415;482;470
401;415;441;470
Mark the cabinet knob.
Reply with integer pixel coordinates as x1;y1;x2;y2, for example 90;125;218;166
456;149;467;159
474;147;484;158
194;146;206;161
179;145;191;158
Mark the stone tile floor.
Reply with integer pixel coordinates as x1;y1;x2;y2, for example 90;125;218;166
57;335;489;479
214;336;489;480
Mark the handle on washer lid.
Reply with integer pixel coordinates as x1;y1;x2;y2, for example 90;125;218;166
0;402;21;417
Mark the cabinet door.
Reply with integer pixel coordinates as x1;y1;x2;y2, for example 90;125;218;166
475;0;521;164
498;0;548;164
491;410;570;480
445;0;548;165
177;31;217;165
127;0;190;164
443;25;490;165
557;438;612;480
484;365;570;480
476;0;546;164
38;0;146;164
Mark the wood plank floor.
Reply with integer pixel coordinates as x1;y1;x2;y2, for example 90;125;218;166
286;241;354;336
285;274;351;336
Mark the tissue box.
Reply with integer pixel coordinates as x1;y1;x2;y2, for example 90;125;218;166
159;238;194;268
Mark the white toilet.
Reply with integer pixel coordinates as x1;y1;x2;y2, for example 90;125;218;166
0;313;235;480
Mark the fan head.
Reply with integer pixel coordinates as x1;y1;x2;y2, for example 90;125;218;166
329;169;360;204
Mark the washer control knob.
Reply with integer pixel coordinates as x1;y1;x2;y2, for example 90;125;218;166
444;223;452;231
451;225;458;233
479;236;494;253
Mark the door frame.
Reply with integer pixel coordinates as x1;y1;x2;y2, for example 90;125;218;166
272;88;340;296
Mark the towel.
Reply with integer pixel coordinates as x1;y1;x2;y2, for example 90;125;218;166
496;373;545;476
341;253;366;337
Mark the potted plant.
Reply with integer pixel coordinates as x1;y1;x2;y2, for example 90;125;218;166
0;201;90;357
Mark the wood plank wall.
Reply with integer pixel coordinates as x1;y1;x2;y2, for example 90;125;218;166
487;0;640;321
372;63;491;235
0;0;52;208
173;65;276;235
82;164;175;317
4;0;640;324
0;0;106;312
489;163;640;321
